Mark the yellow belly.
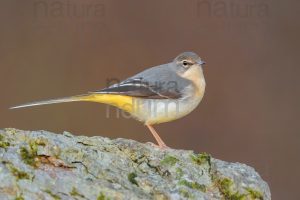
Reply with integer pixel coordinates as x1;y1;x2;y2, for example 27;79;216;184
77;93;202;125
77;94;180;124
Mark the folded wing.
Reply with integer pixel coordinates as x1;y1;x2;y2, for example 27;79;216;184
92;78;182;99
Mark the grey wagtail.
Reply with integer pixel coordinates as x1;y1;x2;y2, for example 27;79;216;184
10;52;206;148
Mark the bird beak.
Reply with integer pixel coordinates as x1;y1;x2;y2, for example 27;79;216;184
198;60;206;65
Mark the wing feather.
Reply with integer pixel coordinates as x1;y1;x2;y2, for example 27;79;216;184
92;63;191;99
92;78;182;99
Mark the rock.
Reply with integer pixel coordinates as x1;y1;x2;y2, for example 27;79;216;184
0;128;271;200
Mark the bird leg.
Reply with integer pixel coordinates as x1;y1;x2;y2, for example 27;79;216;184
146;124;168;148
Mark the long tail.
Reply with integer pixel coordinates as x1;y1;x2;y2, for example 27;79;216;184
10;93;135;113
10;94;90;109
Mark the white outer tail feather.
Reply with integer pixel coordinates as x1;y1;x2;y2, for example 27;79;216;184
10;96;81;109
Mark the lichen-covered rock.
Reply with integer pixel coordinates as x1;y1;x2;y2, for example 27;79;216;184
0;129;270;200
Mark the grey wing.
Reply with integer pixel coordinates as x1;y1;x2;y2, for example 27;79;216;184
92;64;190;99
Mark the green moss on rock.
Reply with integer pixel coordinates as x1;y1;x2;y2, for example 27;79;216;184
20;140;44;167
191;152;211;166
20;146;37;167
0;134;10;149
97;192;110;200
179;179;206;192
15;195;24;200
216;178;246;200
246;187;264;200
5;128;18;135
176;167;184;178
34;138;47;146
44;189;61;200
70;187;85;198
0;141;10;148
128;172;138;186
179;188;192;198
6;163;30;180
160;155;179;166
214;177;265;200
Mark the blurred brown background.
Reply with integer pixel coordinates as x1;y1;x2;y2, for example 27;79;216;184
0;0;299;199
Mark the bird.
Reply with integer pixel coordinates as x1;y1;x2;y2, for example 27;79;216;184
10;52;206;148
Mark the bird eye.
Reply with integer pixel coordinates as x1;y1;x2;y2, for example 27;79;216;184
182;61;191;67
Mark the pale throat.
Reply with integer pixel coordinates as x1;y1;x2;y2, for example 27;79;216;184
182;66;206;97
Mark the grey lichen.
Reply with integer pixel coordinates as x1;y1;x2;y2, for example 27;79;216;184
0;129;271;200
